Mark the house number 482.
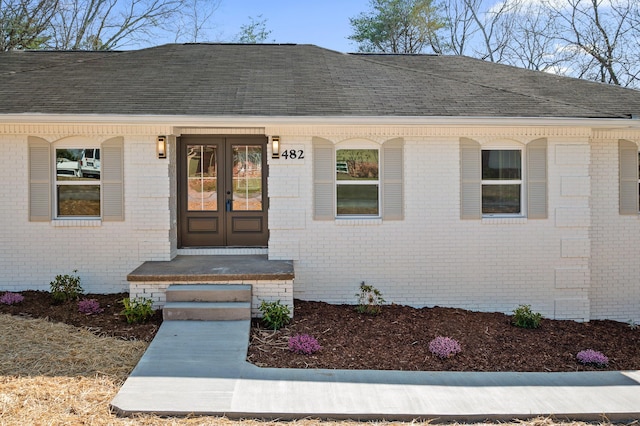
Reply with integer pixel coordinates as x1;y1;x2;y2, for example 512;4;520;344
281;149;304;159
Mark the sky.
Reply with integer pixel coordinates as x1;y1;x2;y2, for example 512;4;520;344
206;0;371;52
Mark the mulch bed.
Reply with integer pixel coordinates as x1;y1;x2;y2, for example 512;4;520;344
0;291;161;342
247;300;640;372
1;292;639;372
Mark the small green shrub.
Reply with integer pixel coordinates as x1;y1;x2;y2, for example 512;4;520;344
120;297;155;324
259;300;291;330
50;270;83;304
512;304;543;329
355;281;385;315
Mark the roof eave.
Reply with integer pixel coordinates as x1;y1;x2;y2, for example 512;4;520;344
1;113;639;129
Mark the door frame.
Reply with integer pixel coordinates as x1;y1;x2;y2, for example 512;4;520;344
177;135;269;248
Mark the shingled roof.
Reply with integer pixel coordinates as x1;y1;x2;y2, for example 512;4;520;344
1;43;639;119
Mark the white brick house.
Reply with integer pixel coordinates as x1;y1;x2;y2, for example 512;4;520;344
1;44;639;322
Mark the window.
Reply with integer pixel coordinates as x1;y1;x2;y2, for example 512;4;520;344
313;137;404;221
336;148;379;216
55;148;101;217
481;149;522;215
29;136;124;222
460;138;547;220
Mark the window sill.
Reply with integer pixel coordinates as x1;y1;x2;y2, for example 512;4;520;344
52;219;102;227
336;217;383;226
481;216;527;225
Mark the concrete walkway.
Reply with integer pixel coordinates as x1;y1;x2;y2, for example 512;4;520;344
111;320;640;421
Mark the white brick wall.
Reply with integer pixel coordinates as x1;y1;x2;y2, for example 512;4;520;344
269;133;596;320
0;130;172;294
1;125;639;323
590;137;640;322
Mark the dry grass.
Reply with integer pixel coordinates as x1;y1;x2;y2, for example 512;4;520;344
0;314;622;426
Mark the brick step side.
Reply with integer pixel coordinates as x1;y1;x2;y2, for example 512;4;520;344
163;301;251;321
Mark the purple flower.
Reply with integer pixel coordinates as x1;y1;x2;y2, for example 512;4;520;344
288;334;322;355
576;349;608;366
429;336;462;359
78;298;104;315
0;292;24;305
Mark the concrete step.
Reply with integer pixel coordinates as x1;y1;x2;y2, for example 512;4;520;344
163;301;251;321
165;284;251;303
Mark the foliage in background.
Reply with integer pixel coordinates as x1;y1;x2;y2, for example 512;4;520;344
349;0;445;53
0;0;221;51
288;334;322;355
0;292;24;305
259;299;291;330
120;297;154;324
0;0;58;50
355;281;386;315
50;270;83;304
235;14;273;43
512;304;542;329
428;336;462;358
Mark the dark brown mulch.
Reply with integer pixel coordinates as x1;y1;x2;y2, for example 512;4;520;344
2;292;639;372
247;300;640;372
0;291;162;342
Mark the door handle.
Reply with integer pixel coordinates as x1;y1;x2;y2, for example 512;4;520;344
226;199;232;212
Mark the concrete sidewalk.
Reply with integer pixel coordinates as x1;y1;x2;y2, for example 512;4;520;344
111;320;640;421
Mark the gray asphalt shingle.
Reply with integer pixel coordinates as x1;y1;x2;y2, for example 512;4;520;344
1;43;639;118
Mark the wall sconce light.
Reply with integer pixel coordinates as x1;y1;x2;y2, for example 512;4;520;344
156;136;167;159
271;136;280;159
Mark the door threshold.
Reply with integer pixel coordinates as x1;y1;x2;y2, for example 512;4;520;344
177;247;268;256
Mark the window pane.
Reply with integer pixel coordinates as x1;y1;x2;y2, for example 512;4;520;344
187;145;218;211
232;145;263;211
482;184;521;214
57;185;101;217
337;184;379;216
336;149;379;181
482;150;521;180
56;148;99;181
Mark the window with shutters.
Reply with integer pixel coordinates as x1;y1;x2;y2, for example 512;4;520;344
29;136;124;222
313;137;404;221
460;138;547;220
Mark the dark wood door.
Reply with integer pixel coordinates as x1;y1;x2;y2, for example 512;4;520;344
178;136;268;247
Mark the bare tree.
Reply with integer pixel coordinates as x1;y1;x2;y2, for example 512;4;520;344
1;0;58;50
173;0;220;43
437;0;520;62
47;0;190;50
435;0;477;55
545;0;640;87
500;0;569;72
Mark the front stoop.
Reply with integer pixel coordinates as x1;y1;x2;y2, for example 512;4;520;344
163;284;252;321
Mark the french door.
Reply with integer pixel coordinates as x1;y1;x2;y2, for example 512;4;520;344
178;135;268;247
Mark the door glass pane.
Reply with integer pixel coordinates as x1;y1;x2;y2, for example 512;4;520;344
187;145;217;211
232;145;262;211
